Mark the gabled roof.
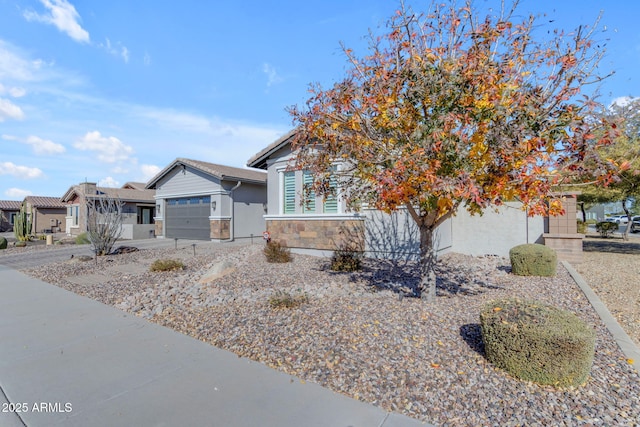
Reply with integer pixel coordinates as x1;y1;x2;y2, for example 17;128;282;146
247;129;298;170
0;200;21;211
146;158;267;189
25;196;66;209
121;182;147;191
61;184;156;203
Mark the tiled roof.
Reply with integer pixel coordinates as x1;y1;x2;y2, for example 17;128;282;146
0;200;21;210
146;158;267;189
246;129;297;170
25;196;66;209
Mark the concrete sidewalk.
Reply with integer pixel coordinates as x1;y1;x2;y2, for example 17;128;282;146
0;265;429;427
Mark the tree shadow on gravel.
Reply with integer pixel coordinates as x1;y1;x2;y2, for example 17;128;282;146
460;324;485;356
583;238;640;255
330;258;504;298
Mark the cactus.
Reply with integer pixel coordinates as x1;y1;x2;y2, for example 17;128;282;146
13;203;33;242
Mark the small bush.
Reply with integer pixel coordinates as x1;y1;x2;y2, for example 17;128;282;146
576;220;587;234
75;232;90;245
509;243;557;277
150;259;185;272
595;221;617;238
480;298;595;387
268;290;308;309
330;244;363;272
264;241;292;263
0;237;7;250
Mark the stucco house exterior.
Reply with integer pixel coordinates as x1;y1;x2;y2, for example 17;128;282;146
23;196;67;234
61;182;157;239
0;200;21;232
248;130;582;261
146;158;267;241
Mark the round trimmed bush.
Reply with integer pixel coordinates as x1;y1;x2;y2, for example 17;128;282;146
509;243;557;277
480;298;595;387
0;236;7;250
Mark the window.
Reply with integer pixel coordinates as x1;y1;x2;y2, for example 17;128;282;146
303;171;315;213
137;206;155;224
283;171;295;214
323;168;338;213
9;212;16;225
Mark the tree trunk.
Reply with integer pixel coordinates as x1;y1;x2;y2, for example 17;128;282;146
418;224;437;302
579;202;586;223
622;200;631;241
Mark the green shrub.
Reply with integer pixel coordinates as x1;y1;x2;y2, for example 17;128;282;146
75;232;90;245
480;298;595;387
595;221;617;238
263;241;292;263
268;290;308;309
576;220;587;234
509;243;557;277
150;259;185;272
0;237;7;250
330;243;363;272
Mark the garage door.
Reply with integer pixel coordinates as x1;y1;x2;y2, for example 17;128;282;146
165;196;211;240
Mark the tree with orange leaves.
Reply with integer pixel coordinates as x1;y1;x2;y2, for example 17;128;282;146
289;0;617;301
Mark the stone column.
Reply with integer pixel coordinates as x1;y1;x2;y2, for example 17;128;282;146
543;193;583;263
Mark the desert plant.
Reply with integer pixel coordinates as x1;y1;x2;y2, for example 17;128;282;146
150;259;185;272
268;290;308;309
86;195;124;255
595;221;617;238
330;243;363;272
576;220;587;234
13;203;33;242
75;232;91;245
263;241;292;263
0;236;7;250
480;298;596;387
509;244;557;277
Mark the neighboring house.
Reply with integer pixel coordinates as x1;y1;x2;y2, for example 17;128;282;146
248;131;582;261
0;200;21;232
23;196;67;234
122;182;148;191
146;158;267;241
61;182;157;239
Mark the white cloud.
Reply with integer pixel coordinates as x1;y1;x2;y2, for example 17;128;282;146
610;96;640;108
0;162;44;179
0;84;26;98
143;52;151;66
5;188;33;199
140;164;161;181
74;131;134;163
98;176;119;187
2;134;18;141
0;98;25;121
98;38;130;63
23;0;90;44
262;63;283;87
24;135;66;155
138;108;213;133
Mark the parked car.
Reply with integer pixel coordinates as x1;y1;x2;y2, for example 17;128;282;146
631;216;640;233
605;215;630;224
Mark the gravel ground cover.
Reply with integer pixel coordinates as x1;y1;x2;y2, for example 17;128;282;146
11;242;640;426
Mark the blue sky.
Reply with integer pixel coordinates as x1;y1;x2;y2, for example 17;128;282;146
1;0;639;199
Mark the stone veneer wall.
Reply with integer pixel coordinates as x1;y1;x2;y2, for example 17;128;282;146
543;194;584;264
210;219;231;240
154;220;163;238
267;219;365;251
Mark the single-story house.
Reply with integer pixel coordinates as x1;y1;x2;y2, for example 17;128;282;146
247;131;582;262
61;182;157;239
145;158;267;241
23;196;67;234
0;200;21;232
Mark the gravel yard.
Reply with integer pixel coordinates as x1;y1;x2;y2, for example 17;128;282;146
6;240;640;426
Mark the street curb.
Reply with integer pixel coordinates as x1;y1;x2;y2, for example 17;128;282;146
563;261;640;373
